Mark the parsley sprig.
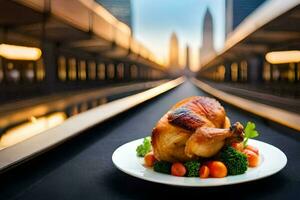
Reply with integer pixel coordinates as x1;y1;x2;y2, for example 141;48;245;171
136;137;151;157
243;122;259;146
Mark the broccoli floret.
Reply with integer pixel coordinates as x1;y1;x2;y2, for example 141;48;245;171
184;160;201;177
220;146;248;175
153;161;172;174
136;137;151;157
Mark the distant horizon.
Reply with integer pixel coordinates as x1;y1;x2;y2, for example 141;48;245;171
132;0;225;71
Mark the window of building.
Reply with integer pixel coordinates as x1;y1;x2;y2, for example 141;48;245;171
88;61;96;80
231;63;238;82
140;68;145;79
36;58;45;81
107;63;115;79
68;58;77;81
240;60;247;81
0;58;3;83
148;69;151;79
117;63;124;79
140;68;144;79
213;71;217;81
288;63;295;82
97;63;105;80
297;63;300;81
130;65;138;79
79;60;86;80
58;56;66;81
217;65;225;81
6;62;20;83
24;62;35;82
272;65;280;81
143;68;147;79
147;69;150;79
263;62;271;81
149;69;152;79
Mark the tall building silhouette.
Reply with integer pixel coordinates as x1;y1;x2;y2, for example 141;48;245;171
199;8;215;65
184;45;193;77
225;0;266;38
95;0;132;29
185;45;190;70
169;32;179;68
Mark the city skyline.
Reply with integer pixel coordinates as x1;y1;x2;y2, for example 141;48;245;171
132;0;225;71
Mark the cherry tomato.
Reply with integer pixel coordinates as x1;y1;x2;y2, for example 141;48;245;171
208;161;227;178
171;163;186;177
231;142;244;152
245;145;259;155
243;149;260;167
144;152;157;167
199;165;210;178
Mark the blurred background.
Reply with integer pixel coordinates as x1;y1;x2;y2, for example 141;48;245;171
0;0;299;157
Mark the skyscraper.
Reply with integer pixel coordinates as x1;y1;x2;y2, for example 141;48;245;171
225;0;266;38
95;0;132;29
184;45;192;77
169;32;179;68
199;8;215;64
185;45;190;70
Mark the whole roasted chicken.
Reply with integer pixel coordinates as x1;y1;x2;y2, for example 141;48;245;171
151;96;244;162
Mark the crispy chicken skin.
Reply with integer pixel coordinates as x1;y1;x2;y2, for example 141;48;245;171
151;96;243;162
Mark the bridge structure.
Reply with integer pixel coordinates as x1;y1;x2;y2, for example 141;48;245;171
0;0;167;102
198;0;300;99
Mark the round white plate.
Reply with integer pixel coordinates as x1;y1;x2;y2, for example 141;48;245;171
112;138;287;187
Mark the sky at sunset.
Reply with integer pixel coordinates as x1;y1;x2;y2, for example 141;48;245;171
132;0;225;71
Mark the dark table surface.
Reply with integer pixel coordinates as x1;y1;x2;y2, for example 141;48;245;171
1;81;300;200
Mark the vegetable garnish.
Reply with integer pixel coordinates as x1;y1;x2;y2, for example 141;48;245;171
245;145;259;155
136;137;152;157
199;165;210;178
220;146;248;175
171;163;186;177
184;160;201;177
144;152;157;167
137;121;262;178
154;161;172;174
208;161;227;178
243;122;259;147
243;149;260;167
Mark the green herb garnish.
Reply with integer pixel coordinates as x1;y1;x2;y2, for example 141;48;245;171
153;161;172;174
136;137;151;157
243;122;259;146
184;160;201;177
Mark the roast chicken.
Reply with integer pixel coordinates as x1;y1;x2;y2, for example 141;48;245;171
151;96;244;162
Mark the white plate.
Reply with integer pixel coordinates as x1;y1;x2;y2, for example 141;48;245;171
112;138;287;187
